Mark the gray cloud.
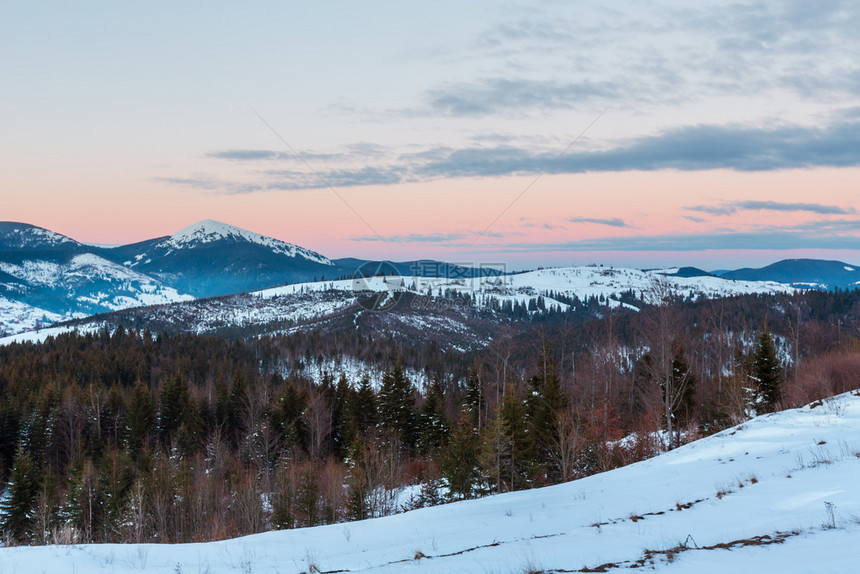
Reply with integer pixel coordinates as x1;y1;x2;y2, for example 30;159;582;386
206;143;388;164
264;166;405;191
207;150;282;161
351;230;505;244
414;116;860;179
177;112;860;192
688;200;856;216
567;217;628;228
426;78;622;116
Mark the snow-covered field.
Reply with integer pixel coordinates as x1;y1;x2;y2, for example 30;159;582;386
2;391;858;573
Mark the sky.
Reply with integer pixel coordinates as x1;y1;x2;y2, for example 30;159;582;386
2;0;859;270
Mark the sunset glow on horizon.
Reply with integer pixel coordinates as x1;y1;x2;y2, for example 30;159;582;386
3;1;859;270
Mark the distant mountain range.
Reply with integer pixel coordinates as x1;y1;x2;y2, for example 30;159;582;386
101;219;336;298
716;259;860;290
1;219;858;337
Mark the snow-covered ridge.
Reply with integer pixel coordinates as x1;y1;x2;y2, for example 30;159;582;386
0;222;77;248
154;219;333;265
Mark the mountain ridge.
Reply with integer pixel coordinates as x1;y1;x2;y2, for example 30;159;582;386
2;219;858;337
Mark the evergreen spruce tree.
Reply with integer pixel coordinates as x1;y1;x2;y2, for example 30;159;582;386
159;373;191;447
345;374;377;444
417;376;449;456
98;448;134;541
482;383;534;492
226;368;248;447
277;383;307;452
441;411;480;499
525;344;567;482
754;325;783;412
463;369;484;431
124;381;155;456
332;373;352;458
663;341;696;448
64;453;101;542
378;359;416;453
0;447;40;543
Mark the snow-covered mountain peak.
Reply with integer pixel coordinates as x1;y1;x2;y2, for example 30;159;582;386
159;220;333;265
0;221;78;249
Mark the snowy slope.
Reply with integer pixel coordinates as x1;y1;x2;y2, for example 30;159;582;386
496;265;793;303
0;221;77;249
0;295;63;336
0;253;192;316
258;265;793;304
1;265;797;345
149;219;333;265
2;391;859;573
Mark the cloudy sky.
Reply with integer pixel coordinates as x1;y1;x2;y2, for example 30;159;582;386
2;1;859;269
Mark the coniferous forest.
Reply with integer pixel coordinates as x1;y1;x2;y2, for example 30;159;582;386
1;288;859;545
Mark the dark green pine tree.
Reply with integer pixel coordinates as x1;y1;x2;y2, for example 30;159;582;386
226;368;248;447
0;446;40;543
159;373;191;447
378;359;416;453
754;325;783;412
214;376;230;430
441;412;480;499
277;383;307;452
346;374;377;442
525;343;567;482
124;381;155;456
98;448;135;541
417;376;450;457
499;383;534;491
463;369;484;431
332;373;353;458
664;341;696;448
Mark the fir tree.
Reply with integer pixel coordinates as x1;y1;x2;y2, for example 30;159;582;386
753;325;783;412
525;344;567;482
124;381;155;456
0;447;40;543
463;369;484;431
441;412;479;499
417;376;449;456
378;359;416;453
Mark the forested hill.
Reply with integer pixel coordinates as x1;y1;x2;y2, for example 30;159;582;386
0;287;858;545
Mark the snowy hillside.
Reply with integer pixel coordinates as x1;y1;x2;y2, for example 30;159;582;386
257;264;793;311
1;264;796;346
0;221;77;249
2;391;858;573
0;295;63;337
0;253;192;317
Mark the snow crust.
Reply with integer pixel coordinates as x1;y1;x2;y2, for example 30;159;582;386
1;391;858;572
